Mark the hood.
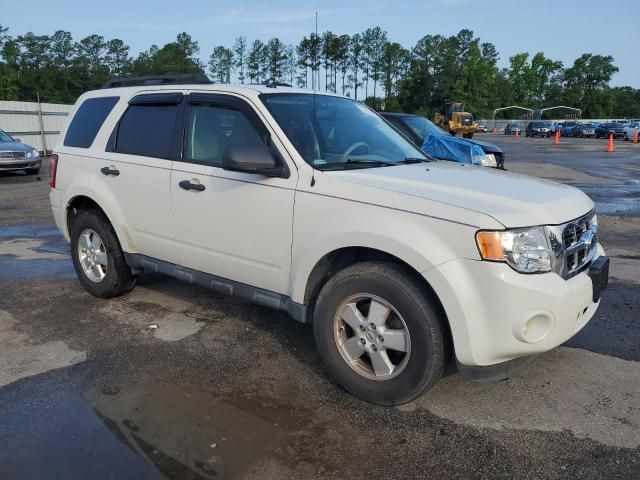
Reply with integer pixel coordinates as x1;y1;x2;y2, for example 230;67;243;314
468;138;503;154
0;141;34;152
329;162;594;228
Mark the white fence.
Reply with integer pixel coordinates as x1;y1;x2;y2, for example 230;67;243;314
477;118;626;131
0;100;72;154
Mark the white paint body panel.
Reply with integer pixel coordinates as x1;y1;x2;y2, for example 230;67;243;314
51;84;604;368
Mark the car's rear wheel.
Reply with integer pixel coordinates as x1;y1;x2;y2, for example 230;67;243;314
313;262;448;405
70;210;136;298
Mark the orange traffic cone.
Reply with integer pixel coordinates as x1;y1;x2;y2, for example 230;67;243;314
492;127;496;135
553;129;560;145
515;129;519;138
634;130;639;144
607;133;615;152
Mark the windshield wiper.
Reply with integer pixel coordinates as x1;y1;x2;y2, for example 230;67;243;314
402;157;431;164
345;158;397;167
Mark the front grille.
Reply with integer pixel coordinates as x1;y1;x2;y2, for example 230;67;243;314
0;151;26;159
559;212;597;278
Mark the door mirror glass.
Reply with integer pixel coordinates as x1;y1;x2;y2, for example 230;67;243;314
222;145;283;177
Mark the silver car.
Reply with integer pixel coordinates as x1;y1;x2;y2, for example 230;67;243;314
0;129;42;174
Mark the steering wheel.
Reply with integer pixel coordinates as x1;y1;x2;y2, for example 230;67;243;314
340;142;370;162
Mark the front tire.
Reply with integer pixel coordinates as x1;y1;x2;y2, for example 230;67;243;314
313;262;448;405
70;210;136;298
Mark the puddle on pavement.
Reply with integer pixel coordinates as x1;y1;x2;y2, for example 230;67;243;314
87;384;311;479
0;365;336;480
576;182;640;216
0;224;73;280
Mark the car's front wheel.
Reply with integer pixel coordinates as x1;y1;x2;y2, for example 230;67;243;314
70;210;136;298
313;262;448;405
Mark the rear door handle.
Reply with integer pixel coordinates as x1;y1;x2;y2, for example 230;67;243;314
179;180;205;192
101;166;120;176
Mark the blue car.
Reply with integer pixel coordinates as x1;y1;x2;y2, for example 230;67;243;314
380;112;505;169
0;129;42;174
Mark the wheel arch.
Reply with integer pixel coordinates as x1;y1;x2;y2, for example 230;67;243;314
300;246;452;343
66;195;135;252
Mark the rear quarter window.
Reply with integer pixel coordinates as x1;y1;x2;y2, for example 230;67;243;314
64;97;119;148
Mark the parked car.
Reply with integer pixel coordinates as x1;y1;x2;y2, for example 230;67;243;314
504;123;521;135
552;121;565;135
561;121;579;137
50;81;608;405
0;128;42;174
573;123;596;138
380;112;504;168
477;123;488;133
623;121;640;141
525;121;552;137
595;122;626;139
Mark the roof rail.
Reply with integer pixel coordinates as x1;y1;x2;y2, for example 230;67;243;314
263;78;292;88
102;73;213;89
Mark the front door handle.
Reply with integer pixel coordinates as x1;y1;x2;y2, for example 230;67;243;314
100;166;120;176
179;180;205;192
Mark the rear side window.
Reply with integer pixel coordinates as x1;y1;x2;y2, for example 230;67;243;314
113;99;181;159
64;97;119;148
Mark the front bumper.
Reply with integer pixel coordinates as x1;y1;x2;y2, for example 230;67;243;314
0;158;41;171
423;244;606;367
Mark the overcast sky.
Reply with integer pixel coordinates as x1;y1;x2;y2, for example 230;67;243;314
3;0;639;87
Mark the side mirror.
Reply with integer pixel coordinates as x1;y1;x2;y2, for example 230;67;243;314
222;144;285;177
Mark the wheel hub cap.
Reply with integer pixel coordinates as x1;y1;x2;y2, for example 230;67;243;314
333;294;411;381
77;228;108;283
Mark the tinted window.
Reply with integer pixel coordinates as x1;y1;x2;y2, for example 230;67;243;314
64;97;119;148
185;105;266;166
114;104;180;159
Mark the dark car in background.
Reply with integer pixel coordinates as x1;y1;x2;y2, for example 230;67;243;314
0;129;42;174
573;123;596;138
561;121;579;137
595;122;626;139
504;123;521;135
525;121;552;137
380;112;505;169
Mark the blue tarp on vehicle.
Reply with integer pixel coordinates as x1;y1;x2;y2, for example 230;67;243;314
421;135;485;165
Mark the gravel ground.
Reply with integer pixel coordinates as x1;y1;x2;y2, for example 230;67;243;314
0;136;639;479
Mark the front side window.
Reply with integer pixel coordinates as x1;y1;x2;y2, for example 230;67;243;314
261;94;427;170
64;96;119;148
184;105;266;166
114;103;179;159
0;130;13;142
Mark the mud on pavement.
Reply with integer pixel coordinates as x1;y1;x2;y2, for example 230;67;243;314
0;140;639;480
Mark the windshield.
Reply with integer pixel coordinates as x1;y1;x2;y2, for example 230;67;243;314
531;122;550;127
582;123;594;128
261;93;428;170
402;116;447;139
0;130;14;143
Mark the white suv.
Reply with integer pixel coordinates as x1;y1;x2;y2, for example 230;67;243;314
50;81;609;405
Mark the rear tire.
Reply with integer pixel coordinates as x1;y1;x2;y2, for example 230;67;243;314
313;261;448;405
70;210;137;298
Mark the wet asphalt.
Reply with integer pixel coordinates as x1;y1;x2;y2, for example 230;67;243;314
0;136;639;479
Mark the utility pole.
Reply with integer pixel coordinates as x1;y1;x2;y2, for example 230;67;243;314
37;92;47;155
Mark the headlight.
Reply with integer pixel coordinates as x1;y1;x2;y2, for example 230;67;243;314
480;154;497;167
26;152;32;158
476;226;553;273
32;149;40;158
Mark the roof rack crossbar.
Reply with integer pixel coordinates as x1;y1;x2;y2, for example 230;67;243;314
102;73;213;89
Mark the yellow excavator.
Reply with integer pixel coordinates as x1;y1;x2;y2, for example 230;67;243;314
434;102;478;139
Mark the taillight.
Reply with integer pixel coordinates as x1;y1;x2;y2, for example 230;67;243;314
49;153;59;188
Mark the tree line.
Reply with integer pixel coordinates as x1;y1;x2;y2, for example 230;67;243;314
1;24;639;118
